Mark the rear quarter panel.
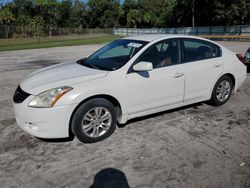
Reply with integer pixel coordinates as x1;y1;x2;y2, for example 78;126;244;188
221;46;247;91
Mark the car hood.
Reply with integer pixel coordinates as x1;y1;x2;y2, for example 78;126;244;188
20;61;109;95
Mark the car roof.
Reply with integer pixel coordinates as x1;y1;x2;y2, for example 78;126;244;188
123;34;176;42
123;34;211;42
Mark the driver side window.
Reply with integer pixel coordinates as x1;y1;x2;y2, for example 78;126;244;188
136;39;180;69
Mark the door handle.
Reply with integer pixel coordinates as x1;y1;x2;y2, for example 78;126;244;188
173;72;184;78
214;63;222;68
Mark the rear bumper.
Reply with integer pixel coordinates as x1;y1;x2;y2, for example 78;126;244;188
13;96;76;138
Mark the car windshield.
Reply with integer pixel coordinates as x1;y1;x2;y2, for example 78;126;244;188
77;39;148;71
248;48;250;53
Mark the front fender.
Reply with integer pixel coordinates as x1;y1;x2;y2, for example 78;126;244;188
55;83;128;124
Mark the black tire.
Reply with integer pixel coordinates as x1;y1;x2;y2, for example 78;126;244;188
207;75;233;106
71;98;117;143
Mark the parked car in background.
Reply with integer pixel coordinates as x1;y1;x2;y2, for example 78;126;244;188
13;35;247;143
244;47;250;64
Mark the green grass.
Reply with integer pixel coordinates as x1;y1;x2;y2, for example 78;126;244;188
0;35;121;51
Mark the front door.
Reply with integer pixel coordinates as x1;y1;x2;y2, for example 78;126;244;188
126;39;185;115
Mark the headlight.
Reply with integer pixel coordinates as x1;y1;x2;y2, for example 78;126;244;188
28;86;73;108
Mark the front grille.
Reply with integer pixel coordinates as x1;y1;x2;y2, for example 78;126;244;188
13;85;31;103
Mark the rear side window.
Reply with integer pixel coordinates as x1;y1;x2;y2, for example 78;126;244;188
183;39;221;62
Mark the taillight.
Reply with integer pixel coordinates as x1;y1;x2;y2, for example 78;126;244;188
236;54;246;64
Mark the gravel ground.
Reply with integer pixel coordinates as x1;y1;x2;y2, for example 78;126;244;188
0;41;249;188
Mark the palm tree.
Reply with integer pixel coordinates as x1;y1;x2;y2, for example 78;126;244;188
0;8;15;38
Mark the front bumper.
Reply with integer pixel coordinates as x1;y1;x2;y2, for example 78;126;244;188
13;95;76;138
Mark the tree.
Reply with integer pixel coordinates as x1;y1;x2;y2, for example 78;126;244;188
0;0;249;30
86;0;120;28
212;0;250;26
127;9;141;27
58;0;72;27
122;0;176;28
0;7;15;24
69;0;86;28
159;0;177;27
0;7;15;38
120;0;139;26
34;0;60;36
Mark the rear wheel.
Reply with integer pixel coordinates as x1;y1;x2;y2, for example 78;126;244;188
71;98;117;143
207;75;233;106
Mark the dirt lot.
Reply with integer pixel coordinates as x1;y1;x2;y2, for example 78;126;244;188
0;41;249;188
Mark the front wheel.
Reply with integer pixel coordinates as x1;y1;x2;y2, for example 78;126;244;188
71;98;117;143
207;75;233;106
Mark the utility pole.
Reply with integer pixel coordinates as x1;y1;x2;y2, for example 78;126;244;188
192;0;195;27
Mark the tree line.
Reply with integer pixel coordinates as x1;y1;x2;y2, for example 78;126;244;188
0;0;249;29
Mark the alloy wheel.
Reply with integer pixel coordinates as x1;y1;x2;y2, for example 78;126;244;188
82;107;112;138
216;80;231;102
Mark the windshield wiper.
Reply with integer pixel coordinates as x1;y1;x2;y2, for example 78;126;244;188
77;59;101;70
84;63;100;70
77;59;114;71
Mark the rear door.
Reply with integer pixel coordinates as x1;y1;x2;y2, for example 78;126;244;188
180;38;223;102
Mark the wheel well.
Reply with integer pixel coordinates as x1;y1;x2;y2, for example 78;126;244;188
224;73;235;87
68;95;122;136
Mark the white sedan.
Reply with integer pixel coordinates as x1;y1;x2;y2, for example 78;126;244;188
13;35;247;143
245;47;250;64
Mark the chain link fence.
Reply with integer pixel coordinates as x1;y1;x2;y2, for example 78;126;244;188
0;25;114;39
114;26;250;41
0;25;114;47
114;26;250;36
2;25;250;39
1;24;250;46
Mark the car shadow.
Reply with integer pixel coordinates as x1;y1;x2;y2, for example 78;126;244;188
247;64;250;73
37;131;74;143
38;102;204;142
89;168;130;188
137;71;150;78
118;102;203;128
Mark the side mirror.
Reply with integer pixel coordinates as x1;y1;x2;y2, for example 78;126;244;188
133;61;153;72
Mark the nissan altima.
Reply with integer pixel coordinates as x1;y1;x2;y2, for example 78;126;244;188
245;47;250;64
13;35;247;143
